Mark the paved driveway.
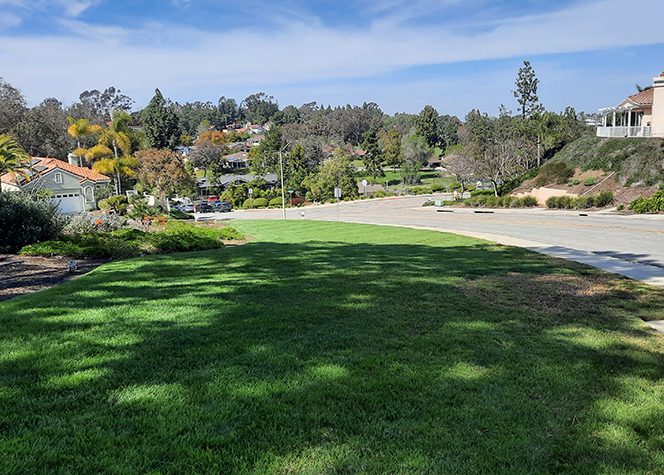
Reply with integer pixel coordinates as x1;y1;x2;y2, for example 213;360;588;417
200;195;664;286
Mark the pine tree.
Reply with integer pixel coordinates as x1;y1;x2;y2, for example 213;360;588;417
416;105;440;147
141;89;181;149
362;128;384;178
513;61;541;119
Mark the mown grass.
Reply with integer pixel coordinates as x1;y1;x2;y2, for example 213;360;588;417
1;220;664;473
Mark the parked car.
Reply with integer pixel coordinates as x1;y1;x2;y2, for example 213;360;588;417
195;202;214;213
176;203;195;213
212;201;232;213
207;195;220;204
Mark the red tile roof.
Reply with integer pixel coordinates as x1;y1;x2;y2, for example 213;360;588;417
621;88;654;106
1;157;110;185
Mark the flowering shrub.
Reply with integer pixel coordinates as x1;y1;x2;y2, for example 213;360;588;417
64;212;127;235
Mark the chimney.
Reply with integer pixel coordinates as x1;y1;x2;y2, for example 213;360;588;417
651;73;664;137
67;153;80;166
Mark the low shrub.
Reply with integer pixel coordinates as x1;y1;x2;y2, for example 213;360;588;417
0;192;66;252
546;191;614;209
409;186;433;195
535;162;574;186
98;195;129;215
268;197;283;208
429;183;444;192
19;222;245;259
463;195;538;208
583;176;597;186
595;191;615;208
64;212;127;235
629;189;664;213
567;179;581;186
470;189;494;197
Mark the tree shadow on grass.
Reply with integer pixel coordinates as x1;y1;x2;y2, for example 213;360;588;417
1;238;664;473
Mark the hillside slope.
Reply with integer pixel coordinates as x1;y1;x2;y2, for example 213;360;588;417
547;136;664;186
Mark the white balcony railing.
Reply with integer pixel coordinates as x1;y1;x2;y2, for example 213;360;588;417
596;126;652;138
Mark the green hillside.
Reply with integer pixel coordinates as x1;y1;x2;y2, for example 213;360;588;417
547;136;664;186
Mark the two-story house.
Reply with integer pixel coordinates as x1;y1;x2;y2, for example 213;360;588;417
597;71;664;138
1;157;110;213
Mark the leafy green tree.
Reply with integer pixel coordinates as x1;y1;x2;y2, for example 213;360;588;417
361;128;384;178
241;92;279;124
189;138;226;177
401;133;431;185
0;77;26;135
416;105;440;147
381;128;402;167
273;105;302;125
13;98;71;159
71;86;134;123
141;89;181;149
285;143;310;193
0;134;30;192
513;60;542;119
218;96;242;126
251;125;285;175
437;114;462;151
136;148;194;199
304;148;358;201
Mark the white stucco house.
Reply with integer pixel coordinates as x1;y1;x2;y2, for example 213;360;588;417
597;71;664;138
1;157;111;213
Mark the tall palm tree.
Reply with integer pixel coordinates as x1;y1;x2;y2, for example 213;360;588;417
67;118;102;160
89;111;135;195
0;135;30;193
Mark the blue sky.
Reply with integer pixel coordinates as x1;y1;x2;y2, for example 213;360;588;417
1;0;663;116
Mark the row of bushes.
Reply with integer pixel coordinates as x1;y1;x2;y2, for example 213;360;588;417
545;191;614;209
464;195;538;208
19;222;244;259
629;189;664;213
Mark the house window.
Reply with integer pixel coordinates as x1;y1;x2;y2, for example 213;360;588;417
54;172;63;184
84;186;93;201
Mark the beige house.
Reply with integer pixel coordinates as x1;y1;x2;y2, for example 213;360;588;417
597;71;664;138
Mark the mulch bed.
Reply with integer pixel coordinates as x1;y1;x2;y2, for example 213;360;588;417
0;255;106;301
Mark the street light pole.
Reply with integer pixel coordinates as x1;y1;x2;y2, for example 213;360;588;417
278;148;286;220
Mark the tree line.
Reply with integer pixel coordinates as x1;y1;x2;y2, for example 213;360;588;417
0;60;592;204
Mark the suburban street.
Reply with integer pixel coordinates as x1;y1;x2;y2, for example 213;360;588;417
205;195;664;286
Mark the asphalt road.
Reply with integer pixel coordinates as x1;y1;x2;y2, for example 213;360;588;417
201;195;664;286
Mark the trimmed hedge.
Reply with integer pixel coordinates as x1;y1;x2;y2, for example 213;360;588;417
268;197;283;208
546;191;614;209
242;197;268;209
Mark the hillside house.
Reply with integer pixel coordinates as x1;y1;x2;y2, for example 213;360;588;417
597;71;664;138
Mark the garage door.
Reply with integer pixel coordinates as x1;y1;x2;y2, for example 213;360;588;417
53;193;83;214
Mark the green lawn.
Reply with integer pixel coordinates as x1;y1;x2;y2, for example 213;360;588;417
2;221;664;473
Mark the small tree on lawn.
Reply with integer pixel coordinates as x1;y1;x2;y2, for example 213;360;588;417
136;148;194;206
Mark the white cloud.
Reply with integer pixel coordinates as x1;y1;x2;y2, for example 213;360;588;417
0;12;21;29
0;0;663;109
